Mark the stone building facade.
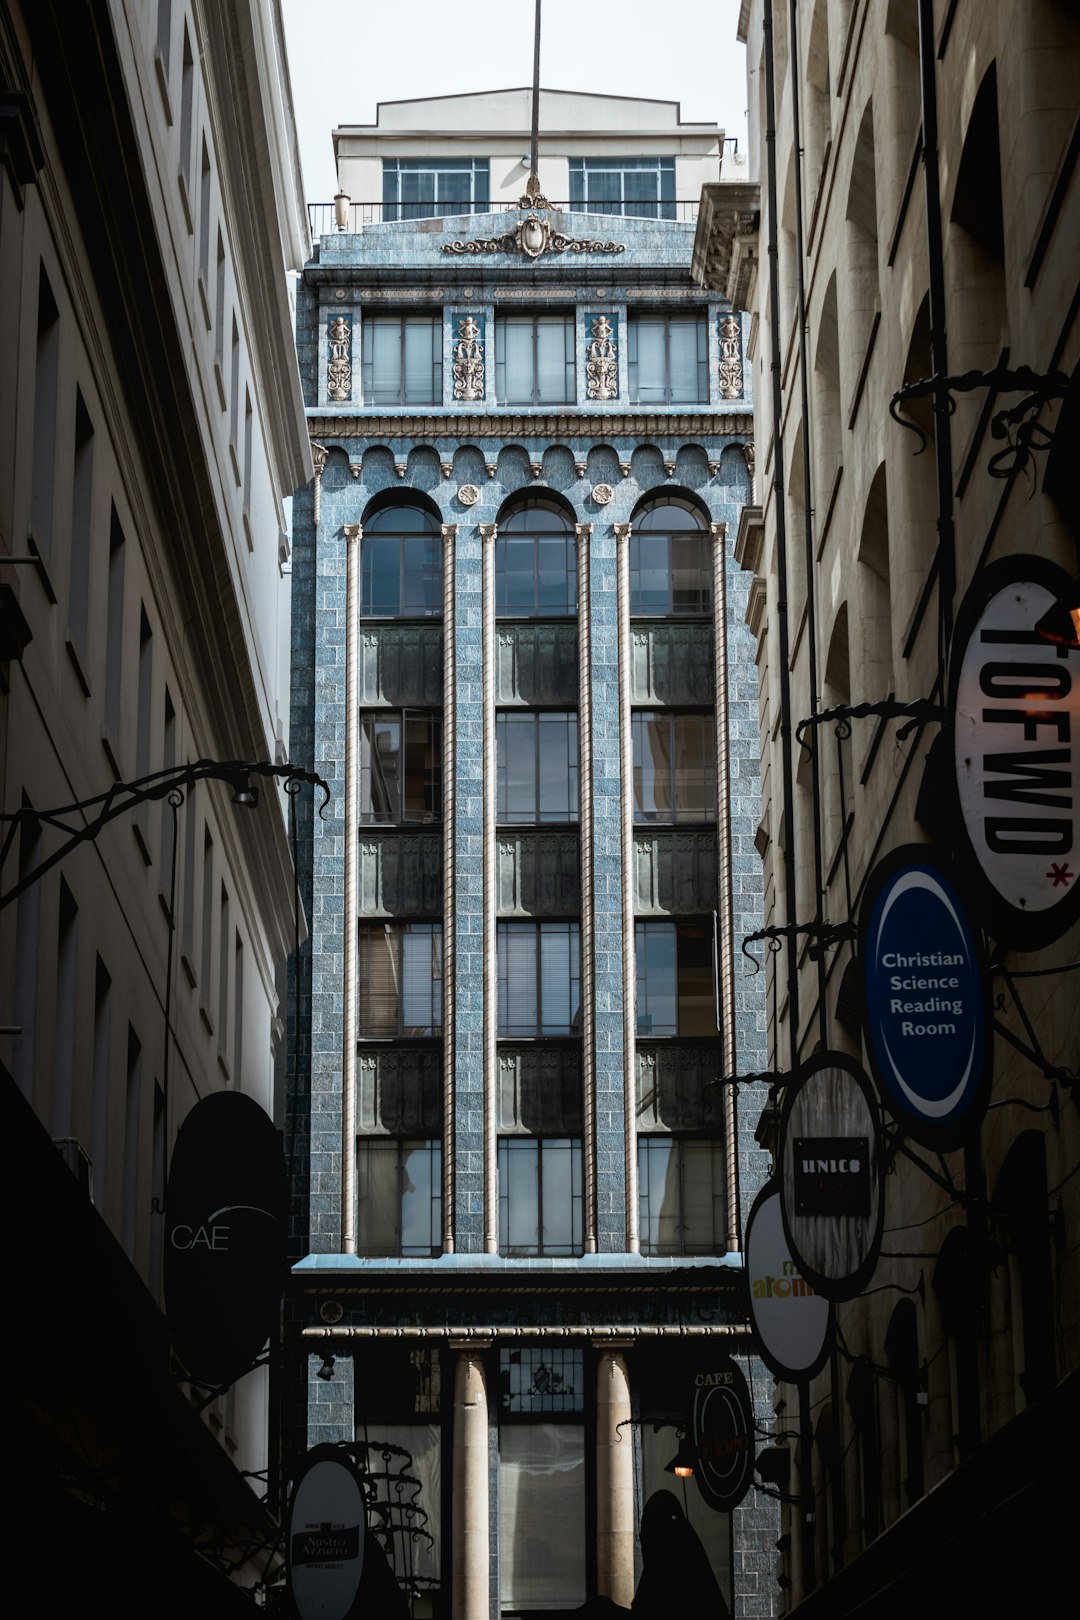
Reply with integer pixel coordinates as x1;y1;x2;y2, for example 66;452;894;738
287;91;776;1617
696;1;1080;1613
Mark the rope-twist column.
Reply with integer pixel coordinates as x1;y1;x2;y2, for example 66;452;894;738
711;521;740;1253
576;523;596;1253
341;521;362;1254
479;522;499;1254
614;522;638;1253
441;523;457;1252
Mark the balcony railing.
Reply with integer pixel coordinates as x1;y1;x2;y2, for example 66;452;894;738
307;199;701;236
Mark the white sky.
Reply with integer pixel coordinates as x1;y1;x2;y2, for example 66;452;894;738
281;0;749;204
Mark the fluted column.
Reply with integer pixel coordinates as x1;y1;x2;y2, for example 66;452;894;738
479;522;499;1254
596;1346;635;1604
452;1345;491;1617
576;522;597;1253
711;520;739;1253
441;523;458;1252
614;522;638;1253
341;521;361;1254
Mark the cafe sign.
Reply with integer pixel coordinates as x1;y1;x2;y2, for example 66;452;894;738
949;555;1080;950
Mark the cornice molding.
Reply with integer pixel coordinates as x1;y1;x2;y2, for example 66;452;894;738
306;409;754;441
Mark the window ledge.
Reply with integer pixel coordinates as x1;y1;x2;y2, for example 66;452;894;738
177;166;193;233
154;48;173;126
65;634;90;696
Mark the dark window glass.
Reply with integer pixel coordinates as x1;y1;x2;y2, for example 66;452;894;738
357;1137;441;1256
568;157;676;219
497;713;578;823
630;502;710;615
497;922;580;1036
360;711;442;823
361;506;442;617
498;1138;583;1255
632;712;715;821
382;157;489;220
359;923;442;1037
628;314;708;404
638;1137;725;1254
495;315;575;405
496;503;577;616
636;920;716;1036
362;315;442;406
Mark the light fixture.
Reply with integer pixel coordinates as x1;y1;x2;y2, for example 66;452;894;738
333;190;350;231
230;777;259;809
316;1353;336;1381
664;1435;696;1478
1034;574;1080;649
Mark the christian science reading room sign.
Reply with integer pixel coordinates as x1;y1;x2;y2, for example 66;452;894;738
860;847;991;1150
949;554;1080;950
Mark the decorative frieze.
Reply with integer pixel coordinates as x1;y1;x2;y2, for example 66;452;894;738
327;313;352;401
718;314;743;400
452;313;485;401
442;213;626;260
586;313;619;401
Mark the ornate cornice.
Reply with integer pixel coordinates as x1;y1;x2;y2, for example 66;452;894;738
306;410;753;440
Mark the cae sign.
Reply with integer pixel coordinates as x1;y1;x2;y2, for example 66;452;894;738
859;847;991;1150
949;555;1080;950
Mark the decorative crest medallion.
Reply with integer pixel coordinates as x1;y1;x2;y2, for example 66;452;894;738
452;314;485;401
586;315;618;401
443;179;625;259
327;314;352;401
719;314;743;399
457;483;481;506
591;483;614;506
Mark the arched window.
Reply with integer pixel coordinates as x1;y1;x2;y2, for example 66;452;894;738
361;502;442;617
630;498;711;616
495;498;576;616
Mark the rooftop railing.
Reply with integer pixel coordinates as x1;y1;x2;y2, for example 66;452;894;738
307;199;701;236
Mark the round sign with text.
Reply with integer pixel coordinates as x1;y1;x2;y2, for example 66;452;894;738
691;1359;756;1513
859;846;991;1150
287;1445;367;1620
744;1182;833;1383
778;1052;883;1302
949;554;1080;950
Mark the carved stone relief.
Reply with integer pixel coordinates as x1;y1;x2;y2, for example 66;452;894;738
327;313;352;401
718;313;743;399
585;314;618;400
452;313;485;401
458;483;481;506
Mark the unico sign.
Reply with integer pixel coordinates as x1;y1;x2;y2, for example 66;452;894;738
859;846;991;1151
949;555;1080;950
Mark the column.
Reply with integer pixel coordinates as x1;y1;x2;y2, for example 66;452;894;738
711;520;740;1254
576;522;596;1253
341;521;361;1254
595;1345;635;1605
614;522;638;1252
441;523;457;1252
479;522;499;1254
452;1345;491;1618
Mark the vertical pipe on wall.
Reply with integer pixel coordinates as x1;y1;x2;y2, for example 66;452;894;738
711;521;740;1253
341;522;362;1254
441;523;457;1253
614;522;639;1252
576;522;597;1253
480;522;499;1254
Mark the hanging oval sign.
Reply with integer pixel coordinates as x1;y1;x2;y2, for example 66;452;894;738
164;1090;287;1387
949;554;1080;950
859;845;991;1151
691;1358;755;1513
778;1052;884;1302
287;1445;367;1620
744;1182;833;1382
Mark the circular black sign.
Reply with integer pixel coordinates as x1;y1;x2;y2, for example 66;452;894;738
778;1052;884;1302
744;1181;833;1383
948;554;1080;951
287;1445;367;1620
164;1091;286;1387
691;1359;755;1513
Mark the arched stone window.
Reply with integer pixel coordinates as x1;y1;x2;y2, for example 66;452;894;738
629;494;711;617
360;498;442;618
494;495;577;617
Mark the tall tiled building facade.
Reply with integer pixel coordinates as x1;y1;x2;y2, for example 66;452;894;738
699;2;1080;1615
288;92;775;1617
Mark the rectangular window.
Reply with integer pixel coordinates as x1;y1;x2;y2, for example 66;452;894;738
134;608;153;851
181;775;198;978
91;954;111;1204
233;932;244;1084
218;882;230;1057
635;920;716;1037
214;232;226;363
30;266;60;557
497;922;580;1037
179;26;193;194
498;1139;583;1256
632;711;715;821
13;806;42;1098
104;505;126;750
628;314;708;404
569;156;676;218
361;315;441;407
68;388;95;662
357;1138;442;1256
496;712;578;823
242;388;253;533
200;825;214;1002
150;1081;166;1300
495;314;575;406
359;923;443;1037
638;1136;726;1255
51;879;78;1139
361;531;442;618
630;525;711;616
122;1025;142;1260
359;711;442;822
229;316;240;465
198;138;211;291
159;689;177;912
382;157;489;220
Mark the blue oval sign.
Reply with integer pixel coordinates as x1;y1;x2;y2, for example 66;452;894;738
859;846;991;1149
